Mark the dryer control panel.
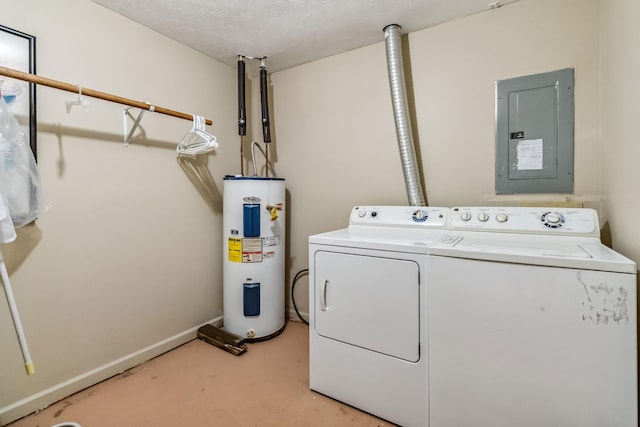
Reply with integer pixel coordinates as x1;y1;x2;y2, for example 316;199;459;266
350;206;448;228
449;206;599;236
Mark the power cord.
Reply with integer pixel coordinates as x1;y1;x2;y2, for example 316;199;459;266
291;268;309;325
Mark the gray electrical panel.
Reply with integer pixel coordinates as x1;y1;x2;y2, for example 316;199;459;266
495;68;574;194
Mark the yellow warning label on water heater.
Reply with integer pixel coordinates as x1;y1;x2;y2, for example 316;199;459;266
228;238;242;263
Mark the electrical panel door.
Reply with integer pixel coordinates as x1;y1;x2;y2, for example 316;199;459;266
495;68;574;194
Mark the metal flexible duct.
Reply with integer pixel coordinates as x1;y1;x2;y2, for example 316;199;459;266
383;24;426;206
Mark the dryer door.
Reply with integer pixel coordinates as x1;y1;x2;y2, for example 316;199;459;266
314;250;420;362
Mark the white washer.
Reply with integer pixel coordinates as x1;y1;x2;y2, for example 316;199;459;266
309;206;449;427
428;207;637;427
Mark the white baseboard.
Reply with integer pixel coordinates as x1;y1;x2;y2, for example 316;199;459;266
0;316;223;425
287;306;309;324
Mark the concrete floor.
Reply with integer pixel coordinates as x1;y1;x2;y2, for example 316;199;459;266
7;321;392;427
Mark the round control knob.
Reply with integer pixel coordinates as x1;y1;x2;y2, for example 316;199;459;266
546;213;562;224
478;212;489;222
496;213;508;223
460;212;472;221
541;211;564;228
357;210;366;218
412;209;428;222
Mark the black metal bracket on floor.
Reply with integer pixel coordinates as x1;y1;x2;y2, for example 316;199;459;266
197;324;247;356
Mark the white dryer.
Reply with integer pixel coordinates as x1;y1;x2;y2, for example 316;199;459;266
428;207;637;427
309;206;449;427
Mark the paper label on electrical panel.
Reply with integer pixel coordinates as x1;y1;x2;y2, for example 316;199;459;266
242;238;263;263
228;238;242;263
516;138;544;170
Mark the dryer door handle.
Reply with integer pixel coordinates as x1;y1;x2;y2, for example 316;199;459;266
320;278;328;311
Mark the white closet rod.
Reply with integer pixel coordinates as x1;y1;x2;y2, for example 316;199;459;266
0;66;213;125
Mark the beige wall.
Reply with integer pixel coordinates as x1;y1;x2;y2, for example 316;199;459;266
410;0;601;205
599;0;640;264
2;0;638;423
273;0;603;319
0;0;236;422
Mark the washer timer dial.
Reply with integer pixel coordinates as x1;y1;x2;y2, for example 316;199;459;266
541;211;565;228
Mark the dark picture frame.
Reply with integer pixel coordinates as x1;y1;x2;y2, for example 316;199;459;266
0;25;36;160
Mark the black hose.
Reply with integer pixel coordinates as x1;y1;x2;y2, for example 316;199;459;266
238;58;246;136
259;67;271;143
291;268;309;325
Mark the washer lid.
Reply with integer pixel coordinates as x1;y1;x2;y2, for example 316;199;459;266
450;236;591;258
430;232;636;273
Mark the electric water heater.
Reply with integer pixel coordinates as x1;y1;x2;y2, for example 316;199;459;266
222;176;286;340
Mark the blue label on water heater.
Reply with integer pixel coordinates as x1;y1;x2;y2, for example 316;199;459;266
243;204;260;237
243;283;260;317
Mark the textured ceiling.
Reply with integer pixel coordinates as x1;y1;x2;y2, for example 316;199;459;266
91;0;519;72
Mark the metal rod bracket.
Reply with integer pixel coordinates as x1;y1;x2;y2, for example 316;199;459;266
123;105;150;147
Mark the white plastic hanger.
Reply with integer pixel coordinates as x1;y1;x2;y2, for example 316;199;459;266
65;85;90;113
177;115;218;155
